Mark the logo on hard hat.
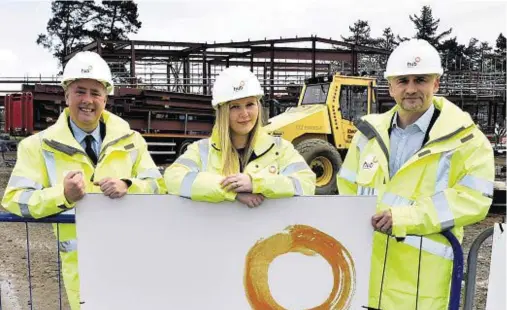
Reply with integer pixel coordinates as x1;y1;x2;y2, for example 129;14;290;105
233;80;245;92
406;57;421;68
81;65;93;74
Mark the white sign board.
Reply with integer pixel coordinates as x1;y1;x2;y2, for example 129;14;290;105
76;194;376;310
486;223;506;310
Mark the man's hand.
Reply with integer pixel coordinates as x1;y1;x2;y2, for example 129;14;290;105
221;173;253;193
236;193;264;208
372;210;393;234
64;171;86;203
93;178;128;199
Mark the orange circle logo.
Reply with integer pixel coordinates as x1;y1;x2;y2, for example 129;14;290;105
244;225;355;309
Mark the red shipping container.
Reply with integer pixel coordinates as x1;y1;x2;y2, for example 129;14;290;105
4;93;34;135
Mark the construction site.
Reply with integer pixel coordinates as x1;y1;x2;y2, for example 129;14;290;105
0;36;505;195
0;36;505;309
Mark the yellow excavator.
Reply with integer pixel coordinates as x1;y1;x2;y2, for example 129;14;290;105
264;74;377;194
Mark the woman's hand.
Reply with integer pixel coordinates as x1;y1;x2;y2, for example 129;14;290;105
236;193;264;208
221;173;253;193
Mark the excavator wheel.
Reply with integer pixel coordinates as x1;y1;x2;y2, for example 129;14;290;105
295;139;342;195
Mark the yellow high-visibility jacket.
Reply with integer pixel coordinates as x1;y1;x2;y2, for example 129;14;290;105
2;109;166;309
164;129;316;200
337;97;494;310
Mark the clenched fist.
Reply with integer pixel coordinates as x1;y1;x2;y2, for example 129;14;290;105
93;178;128;199
64;171;86;203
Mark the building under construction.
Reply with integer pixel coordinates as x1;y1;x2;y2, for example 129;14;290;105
64;36;391;98
0;35;504;143
0;35;505;201
3;36;505;128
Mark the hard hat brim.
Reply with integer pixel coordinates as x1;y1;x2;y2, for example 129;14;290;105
212;94;263;109
61;78;114;94
384;69;443;79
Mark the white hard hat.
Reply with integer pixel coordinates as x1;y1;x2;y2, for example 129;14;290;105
61;51;114;94
211;66;263;108
384;39;443;79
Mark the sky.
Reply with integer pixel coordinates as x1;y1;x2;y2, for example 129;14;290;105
0;0;506;91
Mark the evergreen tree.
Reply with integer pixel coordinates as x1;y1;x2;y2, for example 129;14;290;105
409;5;452;48
341;20;381;46
37;0;142;67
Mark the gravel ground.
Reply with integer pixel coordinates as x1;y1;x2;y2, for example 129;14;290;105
0;165;503;310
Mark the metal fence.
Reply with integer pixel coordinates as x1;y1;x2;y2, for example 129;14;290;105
0;213;74;310
462;224;506;310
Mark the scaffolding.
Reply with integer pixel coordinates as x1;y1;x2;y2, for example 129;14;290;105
60;36;390;98
0;36;504;129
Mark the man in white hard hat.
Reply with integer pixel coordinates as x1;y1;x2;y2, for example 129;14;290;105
337;39;494;309
2;51;166;309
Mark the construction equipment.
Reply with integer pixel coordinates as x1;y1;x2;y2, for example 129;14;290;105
264;74;377;194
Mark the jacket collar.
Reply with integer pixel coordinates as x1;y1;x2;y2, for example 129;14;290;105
210;128;276;156
392;103;434;134
42;109;133;150
361;96;474;144
427;96;474;143
68;117;102;145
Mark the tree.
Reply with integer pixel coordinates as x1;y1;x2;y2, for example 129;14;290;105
495;33;506;55
37;0;142;67
478;41;493;71
90;1;142;41
374;28;399;70
340;20;384;74
409;5;452;48
376;27;399;51
341;20;381;47
439;37;465;71
494;33;506;71
463;38;481;70
36;1;98;66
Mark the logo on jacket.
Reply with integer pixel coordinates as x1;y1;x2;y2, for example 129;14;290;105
406;56;421;68
362;155;378;170
233;81;245;92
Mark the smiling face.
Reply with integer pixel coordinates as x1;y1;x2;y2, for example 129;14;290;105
65;79;107;132
228;96;259;137
388;74;440;113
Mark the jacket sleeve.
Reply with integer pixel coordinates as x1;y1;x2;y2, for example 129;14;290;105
164;140;236;202
1;137;73;219
249;139;316;198
336;132;365;195
391;131;494;237
124;133;166;194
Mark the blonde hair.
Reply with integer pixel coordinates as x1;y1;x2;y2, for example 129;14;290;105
215;99;263;175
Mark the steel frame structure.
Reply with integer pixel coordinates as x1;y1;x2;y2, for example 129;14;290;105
61;36;390;97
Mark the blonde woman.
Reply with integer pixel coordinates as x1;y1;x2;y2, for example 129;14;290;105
164;66;315;207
